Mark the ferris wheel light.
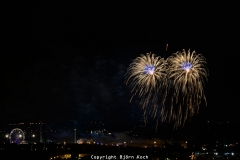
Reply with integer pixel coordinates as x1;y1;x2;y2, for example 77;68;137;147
9;128;25;144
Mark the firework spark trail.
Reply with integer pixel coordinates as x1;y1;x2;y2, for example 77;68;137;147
125;53;168;122
125;49;208;129
166;49;208;128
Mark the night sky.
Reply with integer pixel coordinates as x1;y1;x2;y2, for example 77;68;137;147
1;2;240;135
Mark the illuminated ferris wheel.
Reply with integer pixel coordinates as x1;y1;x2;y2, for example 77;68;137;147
9;128;25;144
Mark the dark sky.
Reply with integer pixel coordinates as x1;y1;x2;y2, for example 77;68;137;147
1;2;240;132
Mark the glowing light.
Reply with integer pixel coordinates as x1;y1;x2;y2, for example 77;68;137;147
181;62;192;72
143;65;155;75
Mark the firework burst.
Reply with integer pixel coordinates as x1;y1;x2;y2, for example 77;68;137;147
125;53;168;120
166;49;208;128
